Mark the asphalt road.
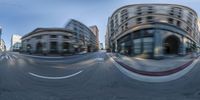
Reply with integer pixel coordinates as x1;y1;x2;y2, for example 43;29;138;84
0;51;200;100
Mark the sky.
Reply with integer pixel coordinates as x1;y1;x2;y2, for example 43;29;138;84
0;0;200;50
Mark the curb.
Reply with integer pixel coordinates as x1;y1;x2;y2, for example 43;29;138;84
111;54;196;76
16;52;92;60
115;58;193;76
108;53;199;82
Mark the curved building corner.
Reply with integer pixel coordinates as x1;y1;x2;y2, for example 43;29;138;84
106;4;200;59
21;19;99;55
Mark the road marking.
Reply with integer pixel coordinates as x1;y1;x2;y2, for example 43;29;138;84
19;54;65;59
8;55;12;61
95;58;104;61
12;55;18;59
28;70;83;80
0;56;4;60
5;55;8;59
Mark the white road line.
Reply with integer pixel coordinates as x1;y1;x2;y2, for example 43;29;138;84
19;54;65;59
0;56;4;60
5;55;8;59
9;55;15;62
12;55;18;59
7;55;12;61
95;58;104;61
28;70;83;80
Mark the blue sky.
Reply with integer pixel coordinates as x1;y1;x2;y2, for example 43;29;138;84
0;0;200;49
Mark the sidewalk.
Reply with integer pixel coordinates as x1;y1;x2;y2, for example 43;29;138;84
14;52;89;59
109;53;199;76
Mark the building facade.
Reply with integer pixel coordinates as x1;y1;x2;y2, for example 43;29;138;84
21;28;76;54
0;39;6;51
106;4;200;59
22;19;98;55
11;34;22;51
89;25;99;50
0;27;2;42
0;27;6;52
198;19;200;53
100;43;104;50
105;18;112;51
65;19;98;52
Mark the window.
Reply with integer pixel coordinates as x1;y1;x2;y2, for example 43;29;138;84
50;35;57;38
189;12;193;16
137;9;141;12
133;39;141;54
148;7;153;10
147;11;153;14
177;21;181;27
143;37;153;53
147;6;154;14
168;18;173;24
169;7;182;19
169;12;174;16
136;17;142;24
186;27;189;31
35;36;42;39
137;12;142;15
50;42;57;52
187;19;192;26
115;15;118;20
143;29;154;36
177;15;182;18
120;43;125;54
137;7;142;11
63;36;69;39
146;16;154;22
186;27;192;33
137;18;142;21
125;23;128;29
121;26;124;31
121;9;128;15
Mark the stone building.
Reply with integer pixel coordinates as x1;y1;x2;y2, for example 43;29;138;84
106;4;200;59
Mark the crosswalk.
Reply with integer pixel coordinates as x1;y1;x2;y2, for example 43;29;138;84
0;53;18;61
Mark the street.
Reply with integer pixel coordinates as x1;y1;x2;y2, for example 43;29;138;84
0;51;199;100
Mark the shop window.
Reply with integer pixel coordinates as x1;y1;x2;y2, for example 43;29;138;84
133;39;141;54
120;43;125;54
143;37;153;53
143;29;154;36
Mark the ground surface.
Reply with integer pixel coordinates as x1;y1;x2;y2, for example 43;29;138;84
0;51;200;100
